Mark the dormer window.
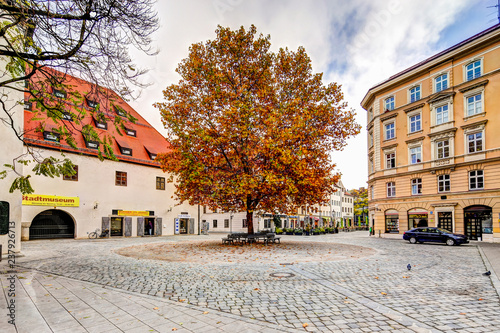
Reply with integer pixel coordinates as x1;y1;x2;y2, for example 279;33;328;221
120;147;132;156
95;121;107;130
86;98;98;108
62;112;73;121
85;140;99;149
125;128;136;137
149;153;157;160
53;89;67;99
43;131;60;142
114;105;127;117
24;101;32;111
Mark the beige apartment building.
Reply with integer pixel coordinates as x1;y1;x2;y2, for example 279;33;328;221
361;23;500;242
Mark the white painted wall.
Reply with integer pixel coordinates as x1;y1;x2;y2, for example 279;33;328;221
22;149;199;238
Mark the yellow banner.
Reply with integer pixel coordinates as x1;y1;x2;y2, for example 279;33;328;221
117;210;150;216
22;194;79;207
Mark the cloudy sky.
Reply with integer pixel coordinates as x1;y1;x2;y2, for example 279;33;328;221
128;0;498;190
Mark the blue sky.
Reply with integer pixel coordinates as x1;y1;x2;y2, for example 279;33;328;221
130;0;499;190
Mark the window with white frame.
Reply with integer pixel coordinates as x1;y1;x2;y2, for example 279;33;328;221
369;131;373;147
385;122;395;140
410;146;421;164
385;96;395;111
469;170;484;190
386;182;396;197
371;185;374;200
411;178;422;195
438;174;450;192
409;114;421;133
436;105;449;125
467;132;483;153
465;60;481;81
385;152;395;169
369;158;374;173
368;108;373;121
409;86;421;103
466;94;482;116
436;140;450;159
435;73;448;92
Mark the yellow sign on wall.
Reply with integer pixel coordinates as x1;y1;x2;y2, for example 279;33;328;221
117;210;150;216
22;194;80;207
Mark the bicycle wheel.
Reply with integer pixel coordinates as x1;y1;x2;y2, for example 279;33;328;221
88;232;98;239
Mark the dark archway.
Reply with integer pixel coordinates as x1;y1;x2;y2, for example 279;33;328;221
30;209;75;240
464;205;492;241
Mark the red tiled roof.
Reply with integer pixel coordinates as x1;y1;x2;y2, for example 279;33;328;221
24;70;170;167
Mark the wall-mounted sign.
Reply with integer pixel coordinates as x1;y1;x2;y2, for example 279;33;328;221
117;210;150;217
22;194;79;207
178;214;190;219
174;218;180;234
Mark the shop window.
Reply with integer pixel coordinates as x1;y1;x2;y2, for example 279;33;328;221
408;209;428;229
115;171;127;186
213;219;218;228
0;201;9;235
63;165;78;181
156;176;165;190
224;219;229;228
385;210;399;233
110;217;123;236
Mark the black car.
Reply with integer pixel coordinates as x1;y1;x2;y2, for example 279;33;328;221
403;227;469;246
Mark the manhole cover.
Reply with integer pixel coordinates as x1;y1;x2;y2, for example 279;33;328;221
269;272;295;278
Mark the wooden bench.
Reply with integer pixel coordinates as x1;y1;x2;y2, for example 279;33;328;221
264;233;281;245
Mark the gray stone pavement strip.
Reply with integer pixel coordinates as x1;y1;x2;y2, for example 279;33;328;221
1;232;500;332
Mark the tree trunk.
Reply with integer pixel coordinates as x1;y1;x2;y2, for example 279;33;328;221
247;210;254;234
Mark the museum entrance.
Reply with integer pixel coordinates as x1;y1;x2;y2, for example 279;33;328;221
144;217;155;236
29;209;75;240
464;205;492;241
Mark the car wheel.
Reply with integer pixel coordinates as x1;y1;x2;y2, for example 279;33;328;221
409;237;417;244
446;238;455;246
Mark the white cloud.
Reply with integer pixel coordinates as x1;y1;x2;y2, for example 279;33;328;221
129;0;482;190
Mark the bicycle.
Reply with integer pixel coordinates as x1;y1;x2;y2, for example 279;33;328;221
88;228;109;239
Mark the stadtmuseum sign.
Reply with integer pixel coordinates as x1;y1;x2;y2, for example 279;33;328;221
22;194;80;207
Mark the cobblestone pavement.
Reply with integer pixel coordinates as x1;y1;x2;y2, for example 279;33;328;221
6;232;500;332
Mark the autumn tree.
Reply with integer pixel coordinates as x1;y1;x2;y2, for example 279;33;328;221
0;0;159;193
155;25;360;234
351;187;368;222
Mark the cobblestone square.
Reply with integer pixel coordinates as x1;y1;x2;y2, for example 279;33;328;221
2;231;499;332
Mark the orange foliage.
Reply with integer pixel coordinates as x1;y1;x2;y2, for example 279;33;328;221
154;25;360;233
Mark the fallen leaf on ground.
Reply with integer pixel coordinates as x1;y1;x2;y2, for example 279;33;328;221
203;311;209;314
381;292;387;295
172;328;177;331
153;307;159;310
303;323;309;328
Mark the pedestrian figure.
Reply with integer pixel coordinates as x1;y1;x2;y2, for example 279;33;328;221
369;226;373;236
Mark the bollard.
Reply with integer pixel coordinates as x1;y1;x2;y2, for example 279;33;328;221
378;230;381;238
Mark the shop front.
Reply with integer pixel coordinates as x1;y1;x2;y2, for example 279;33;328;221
103;210;162;237
384;209;399;233
464;205;492;241
174;213;195;234
408;208;428;229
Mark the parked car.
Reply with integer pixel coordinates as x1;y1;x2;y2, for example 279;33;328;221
403;227;469;246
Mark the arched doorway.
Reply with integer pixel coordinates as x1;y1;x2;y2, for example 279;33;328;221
464;205;492;241
29;209;75;240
